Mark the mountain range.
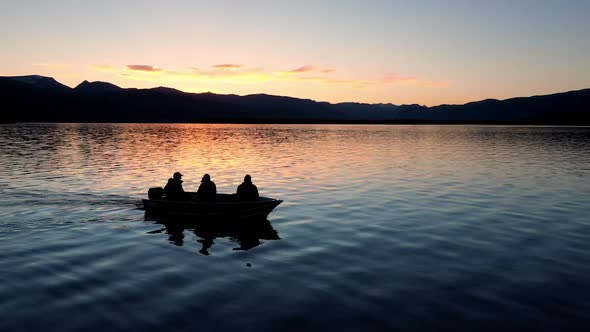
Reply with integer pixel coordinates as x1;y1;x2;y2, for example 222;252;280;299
1;75;589;124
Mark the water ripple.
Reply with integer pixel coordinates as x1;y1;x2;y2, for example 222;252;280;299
1;124;590;331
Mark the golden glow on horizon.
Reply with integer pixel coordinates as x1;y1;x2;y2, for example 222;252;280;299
12;61;585;106
92;63;451;92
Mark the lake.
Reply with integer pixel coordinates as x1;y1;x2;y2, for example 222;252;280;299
1;123;590;331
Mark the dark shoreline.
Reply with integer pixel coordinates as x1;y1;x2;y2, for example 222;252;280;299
2;75;590;125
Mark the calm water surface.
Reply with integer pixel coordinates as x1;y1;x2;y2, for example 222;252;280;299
1;124;590;331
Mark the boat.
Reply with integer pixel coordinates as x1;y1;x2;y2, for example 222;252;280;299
141;191;283;219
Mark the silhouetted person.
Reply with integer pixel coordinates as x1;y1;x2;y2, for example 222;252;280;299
164;172;186;201
236;174;259;201
197;173;217;201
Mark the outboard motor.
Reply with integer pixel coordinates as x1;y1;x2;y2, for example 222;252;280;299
148;187;165;200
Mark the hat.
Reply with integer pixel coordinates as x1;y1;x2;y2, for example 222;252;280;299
173;172;183;178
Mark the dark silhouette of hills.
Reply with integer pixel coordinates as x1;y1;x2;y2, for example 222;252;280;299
1;75;589;124
6;75;71;92
75;80;123;93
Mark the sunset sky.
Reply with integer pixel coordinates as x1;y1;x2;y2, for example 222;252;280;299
1;0;589;106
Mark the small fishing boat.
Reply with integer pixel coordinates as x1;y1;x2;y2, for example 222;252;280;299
141;191;283;219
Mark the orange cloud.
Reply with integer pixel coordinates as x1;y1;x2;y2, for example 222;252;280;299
126;65;163;72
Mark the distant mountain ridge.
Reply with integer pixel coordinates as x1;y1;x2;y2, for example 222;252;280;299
6;75;71;92
1;75;589;124
75;80;123;93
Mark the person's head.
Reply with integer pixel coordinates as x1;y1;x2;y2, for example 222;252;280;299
244;174;252;183
202;173;211;182
173;172;183;180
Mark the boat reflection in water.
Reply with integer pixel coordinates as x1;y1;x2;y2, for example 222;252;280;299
145;214;280;255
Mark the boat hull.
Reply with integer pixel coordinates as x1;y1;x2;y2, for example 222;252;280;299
141;194;282;219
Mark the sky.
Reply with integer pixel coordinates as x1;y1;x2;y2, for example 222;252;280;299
1;0;589;106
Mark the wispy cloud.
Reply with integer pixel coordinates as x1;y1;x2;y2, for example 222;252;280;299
287;65;317;73
213;64;242;69
126;65;163;72
284;65;335;74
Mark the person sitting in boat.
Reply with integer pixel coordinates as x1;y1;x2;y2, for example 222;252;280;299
236;174;259;201
164;172;186;201
197;173;217;201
